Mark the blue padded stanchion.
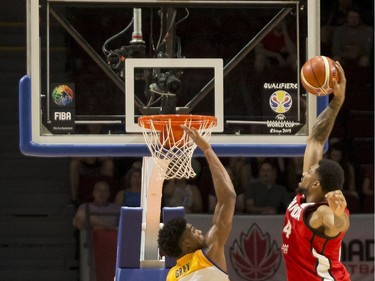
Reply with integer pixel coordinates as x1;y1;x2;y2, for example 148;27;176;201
115;207;185;281
162;207;185;268
116;268;169;281
116;207;142;268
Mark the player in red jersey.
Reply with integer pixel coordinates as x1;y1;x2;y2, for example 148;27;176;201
282;61;351;281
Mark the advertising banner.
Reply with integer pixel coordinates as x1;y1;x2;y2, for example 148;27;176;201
186;214;374;281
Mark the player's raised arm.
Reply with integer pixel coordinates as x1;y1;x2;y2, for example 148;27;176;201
303;62;346;172
182;125;236;241
204;145;236;234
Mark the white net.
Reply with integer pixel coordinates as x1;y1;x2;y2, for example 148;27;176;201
138;115;216;180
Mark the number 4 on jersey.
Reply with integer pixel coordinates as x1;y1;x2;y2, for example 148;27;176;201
283;219;292;238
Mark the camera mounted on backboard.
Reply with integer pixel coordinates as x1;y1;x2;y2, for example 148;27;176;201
106;44;146;77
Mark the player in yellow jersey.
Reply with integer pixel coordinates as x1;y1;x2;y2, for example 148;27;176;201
158;125;236;281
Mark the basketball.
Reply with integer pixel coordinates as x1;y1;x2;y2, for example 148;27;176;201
300;56;340;96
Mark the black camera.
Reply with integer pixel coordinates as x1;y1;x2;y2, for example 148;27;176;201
156;72;181;94
106;44;146;76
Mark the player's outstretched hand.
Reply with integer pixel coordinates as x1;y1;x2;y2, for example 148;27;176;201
332;61;346;102
181;125;211;153
325;190;347;218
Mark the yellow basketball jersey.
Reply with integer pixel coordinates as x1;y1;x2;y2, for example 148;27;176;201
166;249;228;281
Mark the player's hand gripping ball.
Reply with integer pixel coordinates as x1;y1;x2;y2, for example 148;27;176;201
301;56;340;96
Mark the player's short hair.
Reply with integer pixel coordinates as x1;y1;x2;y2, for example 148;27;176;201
316;159;344;192
158;217;187;258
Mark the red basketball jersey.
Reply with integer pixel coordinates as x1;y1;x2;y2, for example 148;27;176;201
282;193;351;281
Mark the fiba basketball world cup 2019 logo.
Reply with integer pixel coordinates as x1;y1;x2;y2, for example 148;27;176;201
263;83;302;135
51;84;74;106
269;90;292;114
230;224;281;281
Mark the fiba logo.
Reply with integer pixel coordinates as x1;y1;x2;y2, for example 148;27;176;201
51;84;74;106
269;90;292;114
275;114;286;121
54;112;71;120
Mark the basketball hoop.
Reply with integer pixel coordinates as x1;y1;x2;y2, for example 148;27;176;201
138;114;217;179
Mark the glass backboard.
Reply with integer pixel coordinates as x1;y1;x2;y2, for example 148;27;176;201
20;0;327;157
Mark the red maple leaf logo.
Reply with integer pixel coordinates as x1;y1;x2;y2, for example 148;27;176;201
230;223;281;280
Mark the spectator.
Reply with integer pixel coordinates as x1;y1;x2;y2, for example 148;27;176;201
69;156;116;205
69;123;117;205
114;166;142;207
245;160;292;214
323;0;353;27
284;157;304;193
321;0;353;54
208;165;245;213
163;178;203;213
361;165;374;213
331;7;373;68
73;181;121;230
254;20;296;72
250;157;286;184
195;159;215;212
228;157;252;192
325;141;360;212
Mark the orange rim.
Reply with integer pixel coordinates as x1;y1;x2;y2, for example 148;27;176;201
138;114;217;131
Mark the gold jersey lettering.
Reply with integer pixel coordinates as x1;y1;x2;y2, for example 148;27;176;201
175;262;190;278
